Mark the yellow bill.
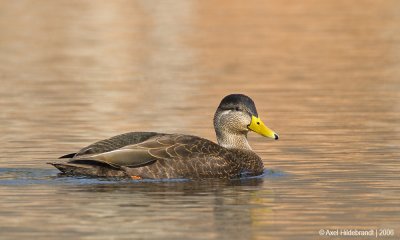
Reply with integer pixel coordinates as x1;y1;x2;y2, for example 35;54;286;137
248;115;279;140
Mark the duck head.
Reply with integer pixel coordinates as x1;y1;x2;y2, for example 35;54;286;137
213;94;278;149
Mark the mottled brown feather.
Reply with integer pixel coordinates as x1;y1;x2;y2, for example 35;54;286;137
50;132;264;179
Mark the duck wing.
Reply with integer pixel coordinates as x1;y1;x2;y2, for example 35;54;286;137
59;132;161;159
67;134;226;170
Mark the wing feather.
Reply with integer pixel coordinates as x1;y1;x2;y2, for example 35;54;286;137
65;134;236;177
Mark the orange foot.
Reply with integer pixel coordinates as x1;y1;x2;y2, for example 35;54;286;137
131;175;142;180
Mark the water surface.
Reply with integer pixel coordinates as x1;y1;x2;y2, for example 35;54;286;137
0;1;399;239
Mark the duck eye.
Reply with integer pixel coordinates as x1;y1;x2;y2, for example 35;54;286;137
235;107;240;111
257;122;260;125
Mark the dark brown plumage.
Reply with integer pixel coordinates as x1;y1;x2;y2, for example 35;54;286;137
49;94;278;179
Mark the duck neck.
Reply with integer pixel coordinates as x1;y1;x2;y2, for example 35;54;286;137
215;131;252;150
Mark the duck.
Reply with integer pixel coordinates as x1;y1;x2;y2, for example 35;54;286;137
49;94;279;179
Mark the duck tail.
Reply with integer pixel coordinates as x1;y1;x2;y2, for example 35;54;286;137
47;162;128;178
58;153;77;159
48;162;83;174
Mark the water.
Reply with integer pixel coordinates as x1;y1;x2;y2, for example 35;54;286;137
0;1;399;239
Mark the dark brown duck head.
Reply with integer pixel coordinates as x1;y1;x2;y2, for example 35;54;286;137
213;94;279;150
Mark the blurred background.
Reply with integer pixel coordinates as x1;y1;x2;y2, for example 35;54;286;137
0;1;399;239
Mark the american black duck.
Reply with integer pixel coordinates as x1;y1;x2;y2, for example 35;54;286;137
49;94;278;179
